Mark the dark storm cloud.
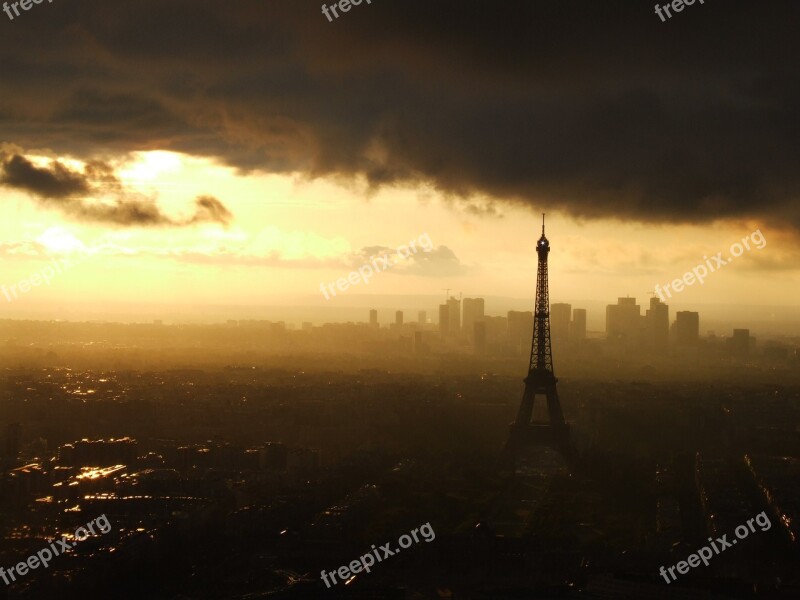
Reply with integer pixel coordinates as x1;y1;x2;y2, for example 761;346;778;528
0;151;232;226
1;152;89;198
190;195;233;226
1;1;799;228
69;194;232;227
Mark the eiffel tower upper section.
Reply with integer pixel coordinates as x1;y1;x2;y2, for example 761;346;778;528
528;214;555;376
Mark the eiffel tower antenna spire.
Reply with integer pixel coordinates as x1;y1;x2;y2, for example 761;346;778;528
542;212;545;236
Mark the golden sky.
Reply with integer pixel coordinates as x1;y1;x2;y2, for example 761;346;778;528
1;151;796;324
1;2;798;328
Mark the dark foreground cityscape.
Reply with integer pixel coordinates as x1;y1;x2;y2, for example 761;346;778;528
0;318;798;599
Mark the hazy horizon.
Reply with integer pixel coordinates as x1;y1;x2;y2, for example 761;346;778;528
1;295;799;335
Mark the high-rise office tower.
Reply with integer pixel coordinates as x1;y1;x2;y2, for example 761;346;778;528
675;311;699;344
508;310;534;354
646;296;669;352
462;297;485;340
606;297;642;343
474;320;487;355
550;303;572;342
571;308;587;341
395;310;403;326
447;296;461;335
369;309;378;328
414;331;424;354
483;315;509;344
439;304;450;337
731;328;750;356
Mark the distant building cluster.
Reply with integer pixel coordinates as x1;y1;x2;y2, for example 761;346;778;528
607;297;673;351
605;296;759;357
358;296;588;357
432;295;589;357
345;294;775;361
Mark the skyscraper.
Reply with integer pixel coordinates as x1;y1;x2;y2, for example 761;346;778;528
508;310;534;354
474;320;487;355
395;310;404;326
731;328;751;356
369;309;378;328
571;308;587;341
550;303;572;342
439;304;450;337
646;296;669;352
483;315;509;345
606;297;641;343
447;296;461;335
675;311;699;345
462;297;485;340
414;330;424;354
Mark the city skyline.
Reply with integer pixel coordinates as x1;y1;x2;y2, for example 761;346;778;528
1;2;799;597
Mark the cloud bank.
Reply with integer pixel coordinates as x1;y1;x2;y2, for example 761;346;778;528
0;1;798;229
0;150;231;226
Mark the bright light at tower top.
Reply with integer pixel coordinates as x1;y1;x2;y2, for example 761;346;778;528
538;213;550;252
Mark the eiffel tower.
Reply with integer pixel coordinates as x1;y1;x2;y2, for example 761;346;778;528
505;214;569;454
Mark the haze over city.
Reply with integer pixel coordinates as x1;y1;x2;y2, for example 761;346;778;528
0;1;799;599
